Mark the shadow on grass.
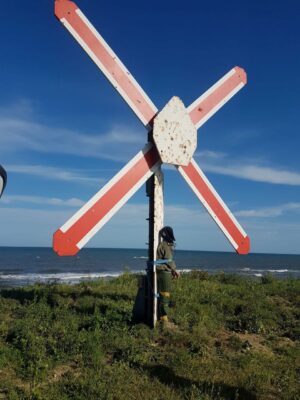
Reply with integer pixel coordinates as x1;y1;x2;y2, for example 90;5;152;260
131;275;148;325
0;287;36;304
0;286;134;304
143;365;257;400
0;281;148;326
79;290;134;302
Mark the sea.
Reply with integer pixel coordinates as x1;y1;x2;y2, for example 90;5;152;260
0;247;299;287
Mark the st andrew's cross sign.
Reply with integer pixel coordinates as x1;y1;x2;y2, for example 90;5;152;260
53;0;250;259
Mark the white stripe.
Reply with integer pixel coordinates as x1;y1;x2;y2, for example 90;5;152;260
194;82;244;130
187;68;236;114
0;180;3;196
76;10;158;117
61;143;155;233
77;159;160;248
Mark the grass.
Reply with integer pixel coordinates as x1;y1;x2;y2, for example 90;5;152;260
0;272;299;399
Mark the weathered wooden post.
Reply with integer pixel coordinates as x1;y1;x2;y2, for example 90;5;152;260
146;166;164;326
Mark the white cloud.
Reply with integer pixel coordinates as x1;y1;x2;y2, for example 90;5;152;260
2;195;85;208
0;102;145;163
6;164;103;185
0;202;212;249
204;164;300;186
236;202;300;218
196;150;300;186
0;207;73;247
1;201;300;253
197;150;226;160
2;101;299;187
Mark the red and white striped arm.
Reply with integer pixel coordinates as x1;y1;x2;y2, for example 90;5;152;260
188;67;247;129
53;144;161;256
177;159;250;254
55;0;158;128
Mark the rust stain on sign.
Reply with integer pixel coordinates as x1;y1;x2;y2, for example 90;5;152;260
153;96;197;166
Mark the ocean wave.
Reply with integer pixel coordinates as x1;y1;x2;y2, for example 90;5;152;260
0;266;299;287
0;272;123;284
0;268;197;285
133;256;148;259
240;268;297;274
267;269;289;273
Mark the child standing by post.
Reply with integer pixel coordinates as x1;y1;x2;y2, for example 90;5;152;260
156;226;180;323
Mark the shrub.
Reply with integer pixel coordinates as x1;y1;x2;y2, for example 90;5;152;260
261;273;275;284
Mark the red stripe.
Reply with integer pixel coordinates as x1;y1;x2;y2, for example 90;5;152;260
62;146;159;245
55;1;156;126
189;67;246;127
181;162;249;253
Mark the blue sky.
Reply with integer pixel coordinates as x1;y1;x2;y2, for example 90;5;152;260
0;0;300;254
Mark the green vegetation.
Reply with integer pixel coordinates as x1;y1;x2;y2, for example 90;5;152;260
0;272;299;399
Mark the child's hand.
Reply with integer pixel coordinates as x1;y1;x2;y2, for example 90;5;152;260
172;270;180;279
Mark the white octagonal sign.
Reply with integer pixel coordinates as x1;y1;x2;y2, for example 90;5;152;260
153;96;197;166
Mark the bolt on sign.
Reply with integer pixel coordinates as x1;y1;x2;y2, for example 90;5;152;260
53;1;250;257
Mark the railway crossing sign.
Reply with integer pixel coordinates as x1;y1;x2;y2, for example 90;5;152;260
53;0;250;259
